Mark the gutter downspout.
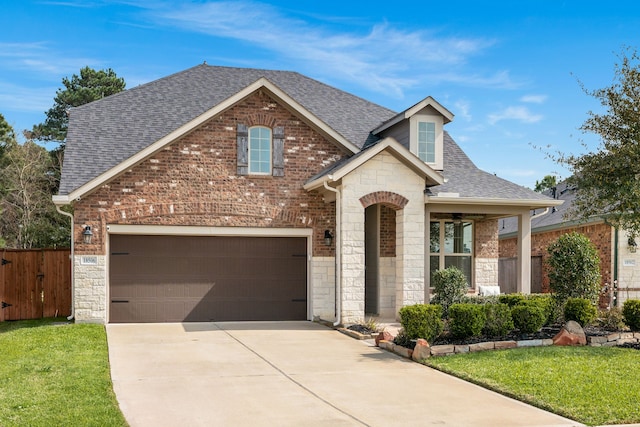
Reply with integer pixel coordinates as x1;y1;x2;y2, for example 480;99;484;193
323;178;341;327
55;205;75;321
530;207;550;221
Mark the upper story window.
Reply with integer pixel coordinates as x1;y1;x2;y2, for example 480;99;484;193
249;126;272;174
417;121;436;163
237;123;285;177
409;113;444;170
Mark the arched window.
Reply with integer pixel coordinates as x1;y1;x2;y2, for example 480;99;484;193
249;126;272;174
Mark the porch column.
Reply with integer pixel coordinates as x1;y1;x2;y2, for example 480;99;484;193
517;210;532;294
395;201;425;315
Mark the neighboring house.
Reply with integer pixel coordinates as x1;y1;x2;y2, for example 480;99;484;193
53;64;560;324
499;180;640;308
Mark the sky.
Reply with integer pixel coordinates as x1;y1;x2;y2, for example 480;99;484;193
2;1;640;189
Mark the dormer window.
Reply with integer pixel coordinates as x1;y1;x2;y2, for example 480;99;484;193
409;113;444;170
417;121;436;163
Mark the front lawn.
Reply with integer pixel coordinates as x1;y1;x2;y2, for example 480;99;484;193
0;318;127;427
425;345;640;426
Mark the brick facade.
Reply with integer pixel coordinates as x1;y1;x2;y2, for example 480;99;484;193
73;91;345;257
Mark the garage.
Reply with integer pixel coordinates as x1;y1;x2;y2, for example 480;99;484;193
109;235;308;323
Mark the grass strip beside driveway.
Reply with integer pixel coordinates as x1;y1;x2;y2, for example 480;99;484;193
0;318;127;427
425;345;640;426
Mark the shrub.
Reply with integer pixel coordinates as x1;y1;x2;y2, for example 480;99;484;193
398;304;444;342
547;232;601;305
526;294;556;326
393;330;414;348
596;307;625;331
448;304;486;338
483;303;515;337
461;295;499;305
430;267;468;317
511;303;546;334
564;297;597;326
622;299;640;331
498;294;527;307
499;293;557;325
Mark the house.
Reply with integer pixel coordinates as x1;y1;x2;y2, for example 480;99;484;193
499;180;640;308
53;64;561;324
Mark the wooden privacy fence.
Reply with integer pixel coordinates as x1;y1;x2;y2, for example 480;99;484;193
498;256;543;294
0;249;71;321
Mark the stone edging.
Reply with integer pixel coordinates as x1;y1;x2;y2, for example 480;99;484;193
334;324;640;360
375;332;640;360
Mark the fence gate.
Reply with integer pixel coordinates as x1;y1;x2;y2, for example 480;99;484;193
0;249;71;321
498;256;543;294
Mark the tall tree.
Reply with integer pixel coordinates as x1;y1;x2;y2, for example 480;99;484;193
558;48;640;233
29;66;126;144
534;174;557;193
0;113;17;247
0;138;69;248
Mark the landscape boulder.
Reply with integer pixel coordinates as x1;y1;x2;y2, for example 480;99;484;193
375;331;394;347
411;339;431;361
553;320;587;346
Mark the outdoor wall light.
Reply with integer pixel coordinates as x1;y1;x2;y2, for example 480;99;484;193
324;230;333;246
82;225;93;245
628;236;638;253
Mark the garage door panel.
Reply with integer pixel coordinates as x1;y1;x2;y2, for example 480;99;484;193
109;235;307;323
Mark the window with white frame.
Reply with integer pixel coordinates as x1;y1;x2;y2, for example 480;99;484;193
417;121;436;163
249;126;272;174
429;220;473;287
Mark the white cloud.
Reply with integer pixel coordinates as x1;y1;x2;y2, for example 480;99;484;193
488;106;543;125
520;94;548;104
135;1;516;97
454;99;472;121
0;42;101;77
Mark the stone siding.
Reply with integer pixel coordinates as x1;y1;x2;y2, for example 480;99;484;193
340;150;425;324
73;255;107;323
311;257;335;320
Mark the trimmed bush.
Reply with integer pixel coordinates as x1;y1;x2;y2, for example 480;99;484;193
511;303;546;334
448;303;486;338
564;297;597;327
622;299;640;331
461;295;499;305
526;294;556;326
430;267;468;317
498;294;527;308
499;293;557;325
398;304;444;342
547;232;601;305
483;303;515;337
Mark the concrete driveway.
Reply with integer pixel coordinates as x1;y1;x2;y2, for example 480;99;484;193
106;321;582;427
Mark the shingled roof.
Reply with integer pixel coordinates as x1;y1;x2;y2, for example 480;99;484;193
59;64;395;195
426;132;552;201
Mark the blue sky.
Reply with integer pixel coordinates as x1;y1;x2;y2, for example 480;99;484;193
2;1;640;189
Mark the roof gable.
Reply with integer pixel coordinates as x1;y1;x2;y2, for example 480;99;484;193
371;96;454;135
303;137;444;191
58;64;396;198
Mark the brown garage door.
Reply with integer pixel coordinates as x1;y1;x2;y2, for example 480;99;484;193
109;235;307;323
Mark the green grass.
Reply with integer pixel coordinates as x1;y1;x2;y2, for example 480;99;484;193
425;346;640;426
0;318;128;427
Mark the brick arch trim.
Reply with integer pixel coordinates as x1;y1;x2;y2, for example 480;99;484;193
359;191;409;210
